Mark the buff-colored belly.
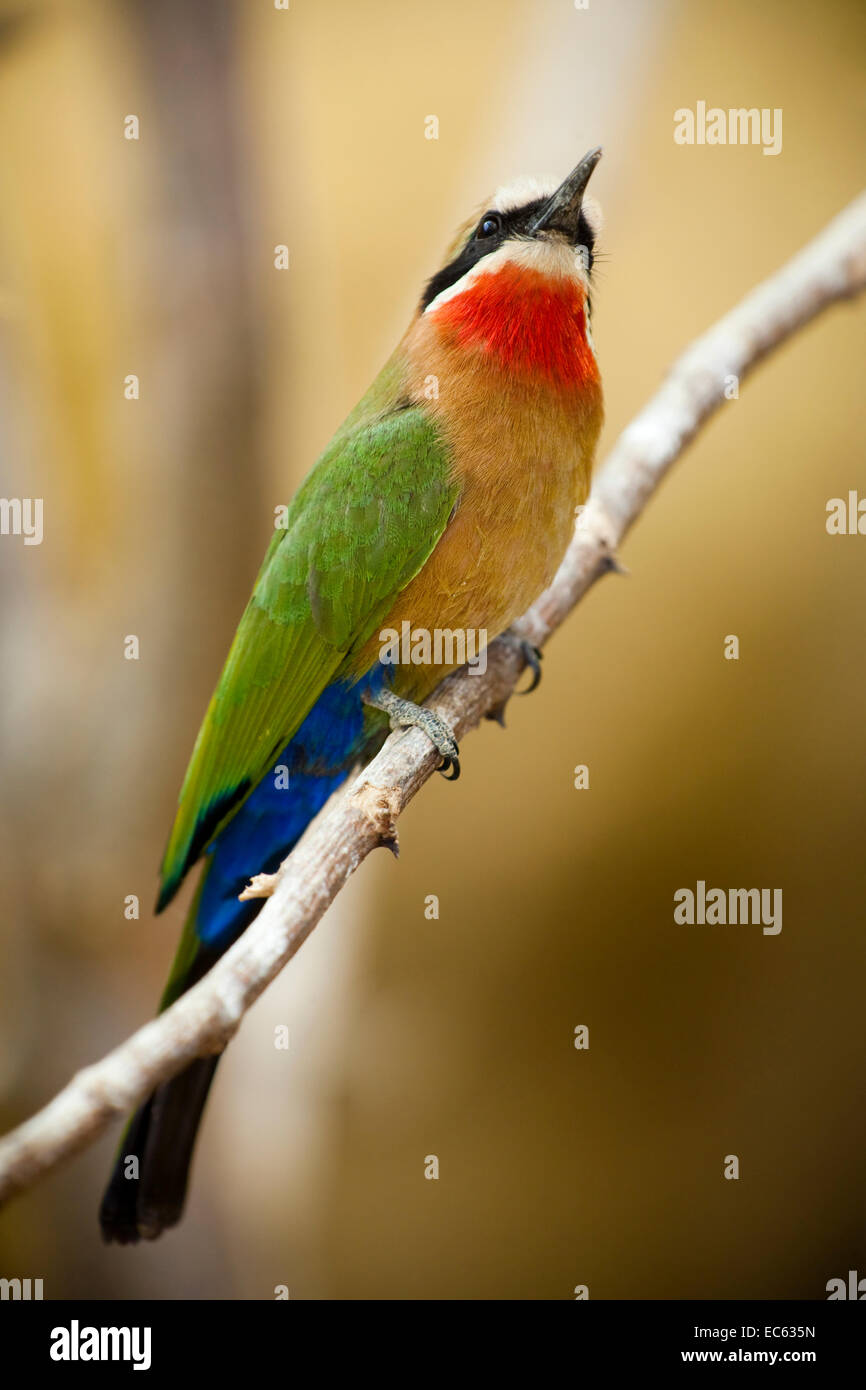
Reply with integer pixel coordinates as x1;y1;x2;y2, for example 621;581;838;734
351;390;601;701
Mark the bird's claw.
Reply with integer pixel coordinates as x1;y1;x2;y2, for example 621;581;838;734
496;630;543;694
394;706;460;781
517;640;543;694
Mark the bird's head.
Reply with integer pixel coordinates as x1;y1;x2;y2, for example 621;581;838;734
416;149;603;389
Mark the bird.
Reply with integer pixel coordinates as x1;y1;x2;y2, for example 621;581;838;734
99;147;605;1242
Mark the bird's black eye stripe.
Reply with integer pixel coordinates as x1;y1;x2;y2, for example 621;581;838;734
420;196;596;312
420;198;545;311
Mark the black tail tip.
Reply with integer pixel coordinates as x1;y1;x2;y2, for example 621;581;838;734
99;1056;220;1245
99;1146;190;1245
99;1197;183;1245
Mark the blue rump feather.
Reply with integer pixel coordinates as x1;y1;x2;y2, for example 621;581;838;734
195;666;386;947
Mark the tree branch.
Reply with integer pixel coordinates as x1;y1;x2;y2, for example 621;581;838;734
2;192;865;1208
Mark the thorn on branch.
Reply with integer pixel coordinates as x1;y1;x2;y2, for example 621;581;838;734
485;701;508;727
598;545;630;577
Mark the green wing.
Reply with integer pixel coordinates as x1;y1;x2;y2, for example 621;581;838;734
158;405;458;909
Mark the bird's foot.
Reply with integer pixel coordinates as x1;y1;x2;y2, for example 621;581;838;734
363;687;460;780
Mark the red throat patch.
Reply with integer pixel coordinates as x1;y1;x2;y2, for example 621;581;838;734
431;260;599;388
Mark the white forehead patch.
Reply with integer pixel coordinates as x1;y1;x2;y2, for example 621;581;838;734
489;175;559;215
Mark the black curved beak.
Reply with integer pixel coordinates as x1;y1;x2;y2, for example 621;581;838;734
528;147;602;242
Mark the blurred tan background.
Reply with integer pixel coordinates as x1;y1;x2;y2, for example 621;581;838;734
0;0;864;1299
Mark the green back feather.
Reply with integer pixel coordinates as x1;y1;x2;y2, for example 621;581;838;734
157;401;457;908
